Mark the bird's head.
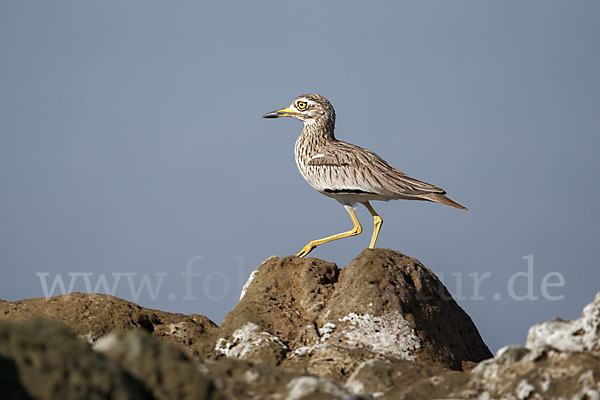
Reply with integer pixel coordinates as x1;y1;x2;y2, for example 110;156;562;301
263;94;335;126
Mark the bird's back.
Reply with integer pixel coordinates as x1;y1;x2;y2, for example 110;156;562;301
296;133;446;200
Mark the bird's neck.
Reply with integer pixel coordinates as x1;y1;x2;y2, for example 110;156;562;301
295;117;336;172
300;117;336;143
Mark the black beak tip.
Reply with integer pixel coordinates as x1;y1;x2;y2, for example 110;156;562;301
262;112;278;119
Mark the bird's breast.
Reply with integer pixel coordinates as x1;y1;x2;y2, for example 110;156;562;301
293;137;341;194
294;135;313;182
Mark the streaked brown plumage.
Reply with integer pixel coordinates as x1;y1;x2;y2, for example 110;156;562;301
264;93;467;257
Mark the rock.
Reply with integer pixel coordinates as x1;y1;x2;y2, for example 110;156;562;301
214;322;289;365
388;345;600;399
320;249;491;366
526;292;600;354
214;248;492;382
202;358;361;400
343;359;446;397
382;295;600;399
0;292;218;360
215;255;340;365
93;330;222;400
0;355;33;400
283;375;361;400
285;341;410;382
6;251;597;399
472;345;600;399
0;319;150;400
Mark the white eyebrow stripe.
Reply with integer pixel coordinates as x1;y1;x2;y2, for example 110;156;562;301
297;99;316;107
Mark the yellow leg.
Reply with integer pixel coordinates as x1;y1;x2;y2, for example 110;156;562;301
296;206;362;257
363;202;383;249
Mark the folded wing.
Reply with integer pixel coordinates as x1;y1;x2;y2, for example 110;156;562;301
307;140;446;197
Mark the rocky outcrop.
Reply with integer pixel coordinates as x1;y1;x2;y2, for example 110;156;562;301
0;292;218;360
2;248;599;399
0;318;359;400
0;319;151;400
97;329;364;400
526;292;600;354
203;358;361;400
93;330;220;400
343;359;447;397
215;248;491;381
378;292;600;400
368;345;600;399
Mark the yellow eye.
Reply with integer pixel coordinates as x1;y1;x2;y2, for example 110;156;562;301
296;101;308;110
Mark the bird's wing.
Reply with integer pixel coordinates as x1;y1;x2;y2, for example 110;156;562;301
307;141;445;196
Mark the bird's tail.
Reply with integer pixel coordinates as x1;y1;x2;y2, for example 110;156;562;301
423;193;468;210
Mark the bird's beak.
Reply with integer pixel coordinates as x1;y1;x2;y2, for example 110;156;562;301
262;107;298;118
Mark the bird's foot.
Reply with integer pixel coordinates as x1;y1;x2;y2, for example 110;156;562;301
296;242;316;258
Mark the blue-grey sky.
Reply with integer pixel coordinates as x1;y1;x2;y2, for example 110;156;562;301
2;1;599;354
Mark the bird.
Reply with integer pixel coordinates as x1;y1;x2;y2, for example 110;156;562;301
263;94;467;257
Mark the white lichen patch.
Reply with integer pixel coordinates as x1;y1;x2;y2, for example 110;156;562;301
477;392;492;400
287;323;337;359
344;359;379;395
288;345;315;358
285;376;357;400
288;313;420;361
337;312;421;360
93;331;142;357
344;379;364;396
166;322;188;338
240;268;259;300
515;379;535;400
215;322;288;359
78;331;97;344
244;369;260;383
526;292;600;353
239;256;275;300
318;322;336;340
92;332;120;353
539;371;551;392
577;370;600;398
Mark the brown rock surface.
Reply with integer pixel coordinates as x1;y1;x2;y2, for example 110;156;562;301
94;330;222;400
0;319;151;400
0;292;218;360
203;358;361;400
214;248;492;382
376;292;600;399
215;255;340;365
321;249;492;367
343;359;447;397
96;328;364;399
385;345;600;399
